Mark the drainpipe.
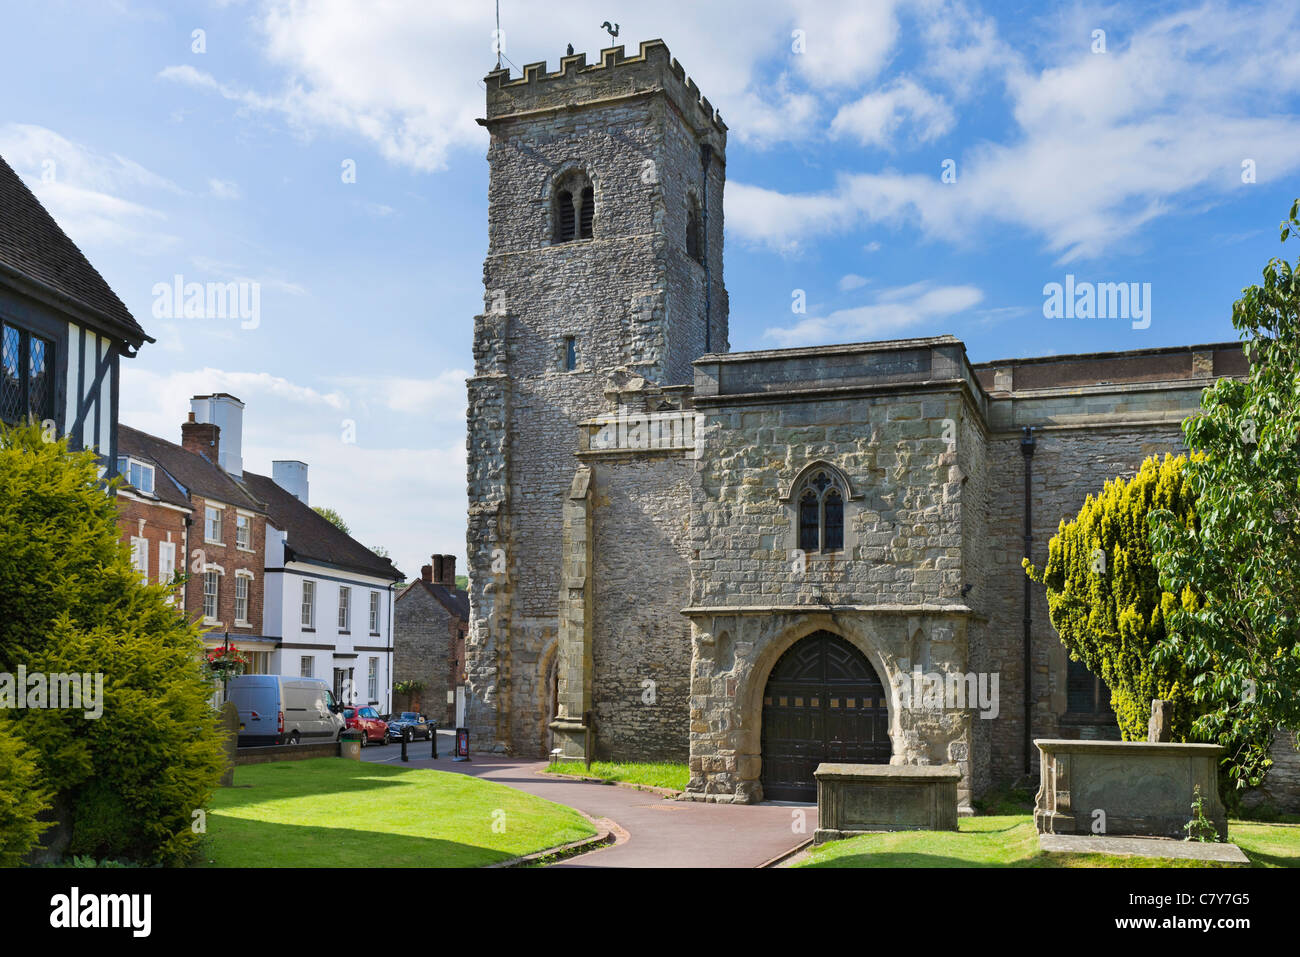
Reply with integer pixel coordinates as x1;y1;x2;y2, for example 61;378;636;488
1020;426;1036;777
700;142;713;355
388;581;396;715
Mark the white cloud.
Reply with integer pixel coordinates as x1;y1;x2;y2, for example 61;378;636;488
244;433;467;579
787;0;902;88
208;178;241;200
0;122;180;252
119;365;462;577
153;0;921;164
765;280;984;346
157;64;283;114
830;77;954;148
186;254;306;298
838;273;869;291
328;370;469;421
731;3;1300;262
726;179;860;255
914;0;1012;97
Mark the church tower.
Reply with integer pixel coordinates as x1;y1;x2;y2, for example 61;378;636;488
465;40;728;753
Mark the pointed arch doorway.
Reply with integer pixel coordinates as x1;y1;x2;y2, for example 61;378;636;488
760;630;891;802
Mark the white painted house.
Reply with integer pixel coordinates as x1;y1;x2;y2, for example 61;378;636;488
243;462;404;712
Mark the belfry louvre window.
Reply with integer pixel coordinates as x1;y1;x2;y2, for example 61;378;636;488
797;470;845;553
555;189;576;241
1;321;54;426
579;185;593;238
552;173;594;243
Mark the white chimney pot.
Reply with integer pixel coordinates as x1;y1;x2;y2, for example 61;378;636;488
273;460;309;505
190;393;245;477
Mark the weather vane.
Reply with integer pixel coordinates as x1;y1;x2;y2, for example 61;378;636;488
601;21;620;41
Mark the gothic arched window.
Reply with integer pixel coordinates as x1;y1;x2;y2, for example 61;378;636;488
553;171;594;243
797;469;845;553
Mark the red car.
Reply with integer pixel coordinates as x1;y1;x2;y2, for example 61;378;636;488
343;705;388;746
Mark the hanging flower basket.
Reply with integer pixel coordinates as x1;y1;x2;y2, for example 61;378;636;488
206;646;251;682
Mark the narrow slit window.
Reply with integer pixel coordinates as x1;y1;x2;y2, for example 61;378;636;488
686;197;703;263
563;337;577;371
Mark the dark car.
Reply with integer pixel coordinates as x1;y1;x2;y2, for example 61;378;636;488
386;712;434;742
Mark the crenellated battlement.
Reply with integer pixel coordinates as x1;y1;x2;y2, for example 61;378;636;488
483;38;727;140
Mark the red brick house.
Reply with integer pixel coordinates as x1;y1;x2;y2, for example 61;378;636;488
116;394;274;672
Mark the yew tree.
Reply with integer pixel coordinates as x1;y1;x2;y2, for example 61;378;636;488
0;424;225;864
1024;455;1204;740
1150;199;1300;793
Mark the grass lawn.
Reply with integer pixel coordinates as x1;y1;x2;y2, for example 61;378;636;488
203;758;595;867
541;760;689;791
796;815;1300;868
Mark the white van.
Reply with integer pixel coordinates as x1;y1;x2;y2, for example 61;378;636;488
227;675;345;747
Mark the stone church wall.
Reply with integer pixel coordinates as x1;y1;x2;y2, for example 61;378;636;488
588;451;694;760
684;340;986;802
981;388;1200;787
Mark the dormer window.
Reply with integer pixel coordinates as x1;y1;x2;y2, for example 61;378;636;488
116;455;155;494
797;469;845;553
553;171;594;243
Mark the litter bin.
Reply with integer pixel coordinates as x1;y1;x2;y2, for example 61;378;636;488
339;728;363;761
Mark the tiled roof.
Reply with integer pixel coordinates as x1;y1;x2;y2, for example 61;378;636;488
114;439;191;511
117;424;266;513
241;470;404;582
0;152;150;348
399;579;469;621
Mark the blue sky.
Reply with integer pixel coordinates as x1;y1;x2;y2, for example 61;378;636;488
1;0;1297;579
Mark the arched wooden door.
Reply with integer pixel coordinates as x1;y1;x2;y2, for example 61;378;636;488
760;631;890;802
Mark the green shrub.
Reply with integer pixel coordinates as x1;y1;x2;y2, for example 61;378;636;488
1024;455;1202;738
0;721;51;865
0;424;226;865
1023;454;1269;804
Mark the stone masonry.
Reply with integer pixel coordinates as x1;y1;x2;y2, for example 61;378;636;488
393;555;467;725
463;37;1297;812
465;40;726;756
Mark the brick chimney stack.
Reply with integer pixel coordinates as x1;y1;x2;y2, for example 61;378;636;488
181;411;220;463
431;554;457;587
420;564;433;583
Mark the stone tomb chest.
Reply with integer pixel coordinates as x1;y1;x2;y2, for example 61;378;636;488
1034;739;1227;840
814;763;962;843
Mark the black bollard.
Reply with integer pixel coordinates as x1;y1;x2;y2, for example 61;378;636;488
401;726;410;762
431;721;438;759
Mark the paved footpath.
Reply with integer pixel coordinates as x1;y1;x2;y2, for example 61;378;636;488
362;736;815;868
